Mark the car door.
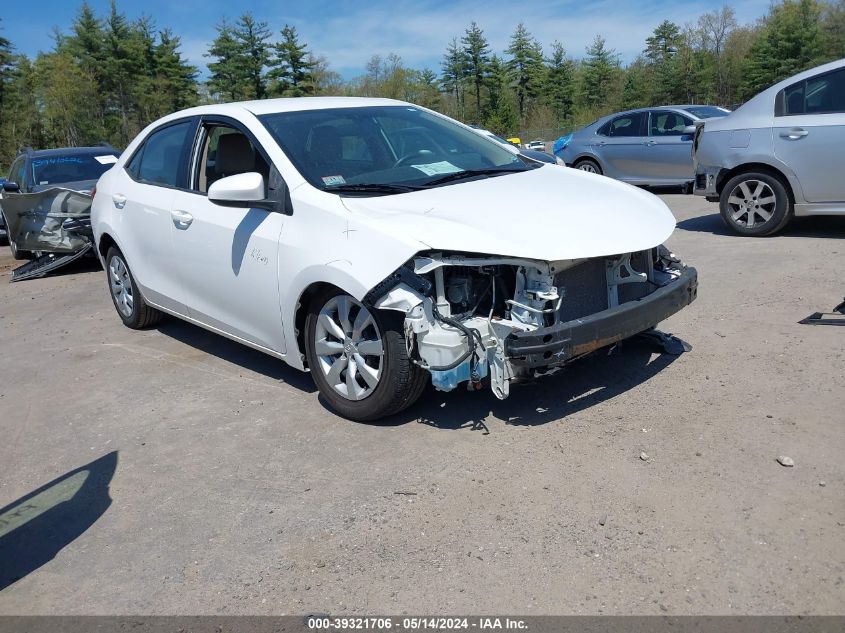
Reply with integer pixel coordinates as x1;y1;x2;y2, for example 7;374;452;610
773;66;845;204
591;112;649;181
643;110;695;182
168;116;287;353
114;118;197;313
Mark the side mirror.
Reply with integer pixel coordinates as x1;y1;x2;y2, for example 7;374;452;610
2;181;20;192
209;172;265;203
682;125;697;135
208;172;279;212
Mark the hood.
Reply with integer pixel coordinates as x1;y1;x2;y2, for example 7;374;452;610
32;179;99;194
341;166;676;261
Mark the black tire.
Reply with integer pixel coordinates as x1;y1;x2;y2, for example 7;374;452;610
719;171;792;236
0;212;30;258
304;286;427;422
574;158;602;175
105;247;164;329
8;238;33;260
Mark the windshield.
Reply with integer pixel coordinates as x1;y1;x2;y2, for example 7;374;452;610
31;153;119;186
683;106;730;119
258;106;531;194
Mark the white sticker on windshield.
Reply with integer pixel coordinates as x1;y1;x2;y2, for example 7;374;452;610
321;175;346;186
410;161;463;176
94;155;118;165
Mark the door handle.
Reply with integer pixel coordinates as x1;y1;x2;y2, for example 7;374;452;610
112;194;127;209
595;141;606;146
170;209;194;228
644;140;657;146
779;128;809;140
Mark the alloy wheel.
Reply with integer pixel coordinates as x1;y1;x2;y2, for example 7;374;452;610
314;295;384;401
109;255;134;318
578;162;598;173
726;179;777;229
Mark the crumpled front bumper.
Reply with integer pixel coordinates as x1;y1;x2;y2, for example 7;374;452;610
504;266;698;368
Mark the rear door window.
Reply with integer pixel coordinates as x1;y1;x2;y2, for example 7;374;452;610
128;120;194;187
603;112;646;137
777;67;845;116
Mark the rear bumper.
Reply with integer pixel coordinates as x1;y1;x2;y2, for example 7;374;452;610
505;266;698;368
693;166;721;198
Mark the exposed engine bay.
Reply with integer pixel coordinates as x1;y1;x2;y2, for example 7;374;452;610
368;246;697;399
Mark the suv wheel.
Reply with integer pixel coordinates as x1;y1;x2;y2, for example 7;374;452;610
105;247;164;328
719;172;792;236
304;287;427;422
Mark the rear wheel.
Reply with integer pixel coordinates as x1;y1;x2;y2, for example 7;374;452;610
719;171;792;236
575;158;602;175
105;247;164;329
304;287;427;422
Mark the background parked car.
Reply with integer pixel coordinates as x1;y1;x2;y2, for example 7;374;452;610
525;140;546;151
554;105;730;187
694;58;845;236
1;145;120;259
470;127;558;164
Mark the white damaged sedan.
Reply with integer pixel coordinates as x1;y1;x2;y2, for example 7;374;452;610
92;97;698;421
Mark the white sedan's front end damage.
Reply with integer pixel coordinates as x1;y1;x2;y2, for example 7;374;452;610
368;248;697;399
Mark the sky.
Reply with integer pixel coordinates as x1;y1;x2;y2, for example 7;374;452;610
2;0;774;78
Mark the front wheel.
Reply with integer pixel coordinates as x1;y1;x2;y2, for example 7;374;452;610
105;247;164;329
719;172;792;236
304;288;427;422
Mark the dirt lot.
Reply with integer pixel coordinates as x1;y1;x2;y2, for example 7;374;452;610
0;194;843;615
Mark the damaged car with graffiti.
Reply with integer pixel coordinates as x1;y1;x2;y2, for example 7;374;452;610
92;98;698;421
1;146;120;281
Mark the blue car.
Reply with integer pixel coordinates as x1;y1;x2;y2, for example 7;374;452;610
554;105;729;186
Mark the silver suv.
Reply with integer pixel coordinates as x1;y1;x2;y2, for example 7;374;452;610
694;58;845;235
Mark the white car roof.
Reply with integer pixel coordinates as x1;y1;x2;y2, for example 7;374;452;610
164;96;408;121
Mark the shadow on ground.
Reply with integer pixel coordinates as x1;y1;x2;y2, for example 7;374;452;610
0;452;117;591
677;212;845;237
156;319;318;393
347;336;681;430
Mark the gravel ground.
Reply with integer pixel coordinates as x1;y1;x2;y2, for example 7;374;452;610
0;194;843;615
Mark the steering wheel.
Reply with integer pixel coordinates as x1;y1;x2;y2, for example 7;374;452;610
393;149;435;168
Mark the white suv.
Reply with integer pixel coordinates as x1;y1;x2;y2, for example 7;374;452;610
92;97;697;421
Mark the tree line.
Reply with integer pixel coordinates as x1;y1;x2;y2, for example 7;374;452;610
0;0;843;170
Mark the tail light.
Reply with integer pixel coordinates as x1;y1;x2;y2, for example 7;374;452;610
90;185;97;199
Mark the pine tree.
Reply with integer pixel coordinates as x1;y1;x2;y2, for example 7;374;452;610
505;23;544;121
743;0;826;99
441;37;467;118
269;25;314;97
579;35;619;110
207;19;247;101
233;13;271;99
152;29;198;114
461;22;490;121
484;54;517;135
544;41;574;124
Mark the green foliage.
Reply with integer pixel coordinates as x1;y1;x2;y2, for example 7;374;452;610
1;0;843;171
579;36;620;110
743;0;828;99
544;41;575;124
505;23;545;121
269;25;315;96
461;22;490;121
